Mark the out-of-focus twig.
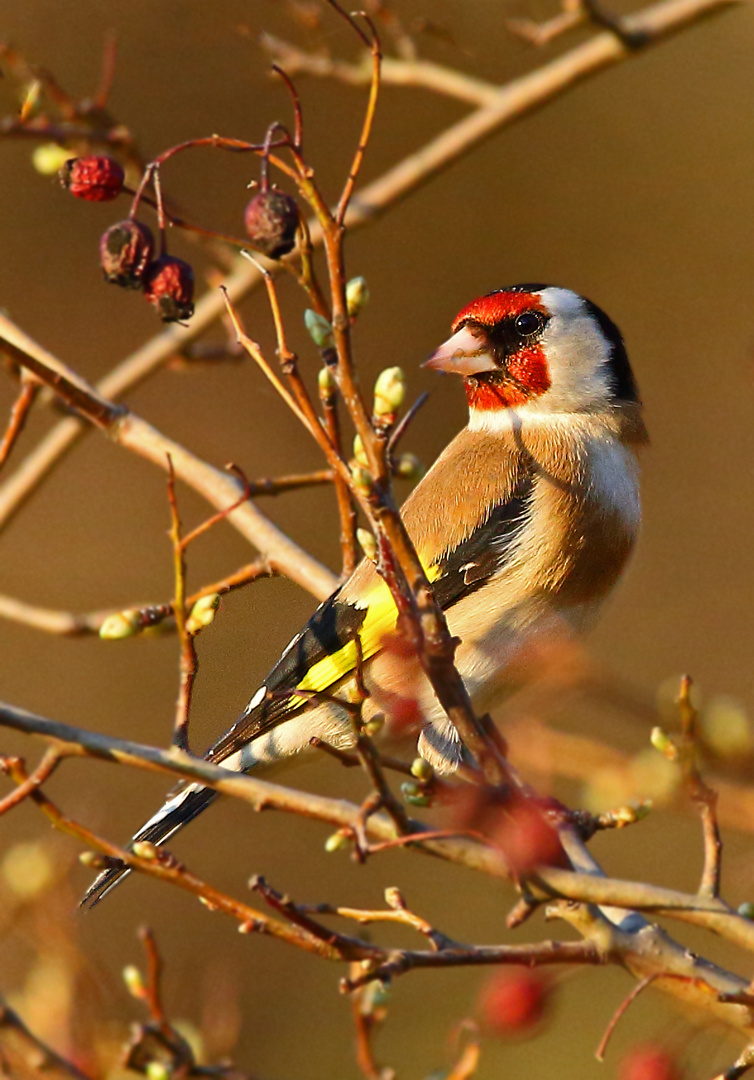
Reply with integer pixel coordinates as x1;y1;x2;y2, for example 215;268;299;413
0;1000;92;1080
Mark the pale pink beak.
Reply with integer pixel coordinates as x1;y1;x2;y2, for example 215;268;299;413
422;325;498;376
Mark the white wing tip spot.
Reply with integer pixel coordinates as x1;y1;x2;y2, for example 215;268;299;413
247;684;267;712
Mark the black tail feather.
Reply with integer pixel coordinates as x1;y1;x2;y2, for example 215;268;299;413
81;784;219;908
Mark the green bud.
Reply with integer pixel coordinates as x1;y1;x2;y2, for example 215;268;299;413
346;276;370;319
304;309;334;349
356;528;377;562
185;593;219;635
650;726;678;760
363;712;385;736
401;781;432;808
132;840;159;861
32;142;72;176
325;830;350;853
394;453;425;481
351;465;373;497
78;851;108;869
352;434;369;468
738;902;754;920
373;367;406;417
318;365;337;398
410;757;434;782
99;609;142;640
145;1063;171;1080
122;964;147;999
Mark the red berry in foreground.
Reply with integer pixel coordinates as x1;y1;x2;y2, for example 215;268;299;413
619;1045;683;1080
244;189;300;259
99;220;155;289
143;256;195;323
477;969;551;1038
59;156;125;202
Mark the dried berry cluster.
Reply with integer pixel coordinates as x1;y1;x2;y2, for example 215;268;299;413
60;154;302;326
60;155;195;324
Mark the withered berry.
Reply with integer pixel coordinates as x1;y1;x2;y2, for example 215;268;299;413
59;156;125;202
243;189;300;259
99;220;155;289
143;256;195;323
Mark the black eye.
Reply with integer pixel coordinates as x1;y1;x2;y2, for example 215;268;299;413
514;311;545;337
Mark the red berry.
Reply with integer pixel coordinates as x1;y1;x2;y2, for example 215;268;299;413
142;256;195;322
243;189;300;259
477;969;550;1038
619;1045;683;1080
59;156;125;202
99;220;155;289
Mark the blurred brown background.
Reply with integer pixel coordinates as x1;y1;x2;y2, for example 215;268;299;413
1;1;753;1077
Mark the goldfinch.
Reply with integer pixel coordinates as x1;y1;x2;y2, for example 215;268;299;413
83;284;646;906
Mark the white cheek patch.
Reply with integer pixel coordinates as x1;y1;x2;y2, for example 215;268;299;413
529;288;615;412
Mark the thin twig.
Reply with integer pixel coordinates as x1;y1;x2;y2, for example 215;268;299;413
0;379;39;470
594;975;658;1060
0;556;274;637
166;459;196;752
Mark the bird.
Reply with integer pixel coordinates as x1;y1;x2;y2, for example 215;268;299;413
82;283;647;907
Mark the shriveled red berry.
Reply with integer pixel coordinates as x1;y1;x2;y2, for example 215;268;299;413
477;969;551;1038
99;220;155;289
244;189;300;259
619;1045;683;1080
59;156;125;202
143;256;195;322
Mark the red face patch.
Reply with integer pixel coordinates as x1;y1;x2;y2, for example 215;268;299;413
452;290;546;333
453;290;551;409
507;345;550;396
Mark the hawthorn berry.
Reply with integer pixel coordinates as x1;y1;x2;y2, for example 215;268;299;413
99;220;155;289
142;256;195;323
477;968;551;1038
59;156;125;202
244;189;300;259
619;1044;683;1080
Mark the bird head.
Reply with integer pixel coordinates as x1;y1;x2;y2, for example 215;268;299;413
424;285;639;424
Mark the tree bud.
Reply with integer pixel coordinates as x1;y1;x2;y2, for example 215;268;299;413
352;434;369;468
345;276;370;319
122;965;147;999
363;712;385;736
185;593;219;635
78;851;109;868
350;465;373;497
132;840;159;860
59;155;125;202
373;367;405;417
401;781;432;807
99;220;155;289
304;309;334;349
99;608;142;640
32;143;72;176
410;757;434;782
356;527;377;562
143;256;195;323
394;453;425;481
318;365;337;398
650;726;678;760
244;188;300;259
324;830;351;853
